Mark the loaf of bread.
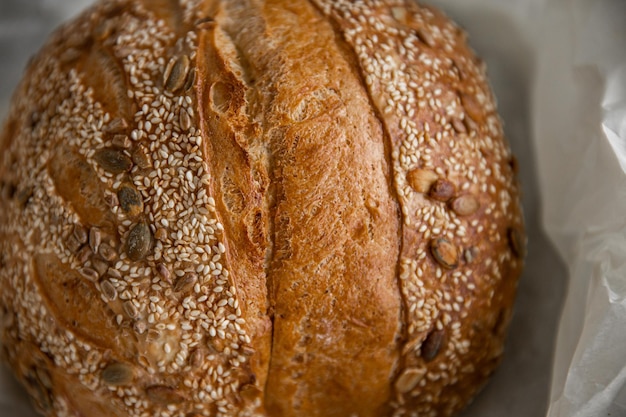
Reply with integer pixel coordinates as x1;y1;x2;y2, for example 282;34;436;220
0;1;525;416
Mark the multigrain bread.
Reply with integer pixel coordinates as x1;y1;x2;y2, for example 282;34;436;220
0;1;525;416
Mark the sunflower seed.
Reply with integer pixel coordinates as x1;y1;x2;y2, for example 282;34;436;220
65;234;82;253
100;280;117;301
101;362;134;386
429;179;456;202
451;117;467;133
463;246;479;264
179;108;191;131
131;145;152;169
118;184;144;217
92;257;109;276
450;194;479;216
123;301;138;318
189;349;204;368
430;238;458;269
163;55;190;93
406;169;438;194
395;367;427;393
126;222;152;261
77;246;93;264
174;272;197;293
79;267;99;282
73;225;88;244
145;385;184;404
35;367;52;390
156;263;171;283
112;134;131;149
133;320;147;335
99;243;118;262
104;118;129;134
460;93;484;123
416;27;435;47
154;228;168;241
94;148;133;174
89;227;102;252
421;329;445;362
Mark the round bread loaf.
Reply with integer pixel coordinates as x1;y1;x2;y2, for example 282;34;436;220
0;1;525;416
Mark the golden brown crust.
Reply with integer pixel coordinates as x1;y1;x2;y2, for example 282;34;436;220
0;1;525;417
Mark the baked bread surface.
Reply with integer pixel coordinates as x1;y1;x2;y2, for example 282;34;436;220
0;1;525;417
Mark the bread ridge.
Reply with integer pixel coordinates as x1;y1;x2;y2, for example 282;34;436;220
0;1;525;417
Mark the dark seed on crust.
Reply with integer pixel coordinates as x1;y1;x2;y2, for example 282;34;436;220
94;148;133;174
508;227;524;258
163;55;191;93
174;272;198;293
101;362;134;386
429;179;456;202
118;184;144;217
421;329;445;362
179;108;192;131
145;385;185;405
126;222;152;261
430;238;458;269
450;194;480;216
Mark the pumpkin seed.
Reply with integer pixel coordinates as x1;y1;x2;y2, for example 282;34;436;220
430;238;458;269
126;222;152;261
421;329;445;362
429;178;456;202
450;194;479;216
406;168;438;194
94;148;133;174
145;385;184;404
118;184;144;217
101;362;134;386
460;93;484;123
163;55;190;92
395;367;426;393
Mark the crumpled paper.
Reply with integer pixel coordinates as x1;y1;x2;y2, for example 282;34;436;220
0;0;624;416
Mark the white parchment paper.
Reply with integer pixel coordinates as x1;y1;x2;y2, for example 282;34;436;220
1;0;624;416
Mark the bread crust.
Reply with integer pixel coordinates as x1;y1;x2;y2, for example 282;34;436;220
0;1;525;417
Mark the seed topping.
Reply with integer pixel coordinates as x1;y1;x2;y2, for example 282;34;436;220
94;148;133;174
126;222;152;261
430;238;458;269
